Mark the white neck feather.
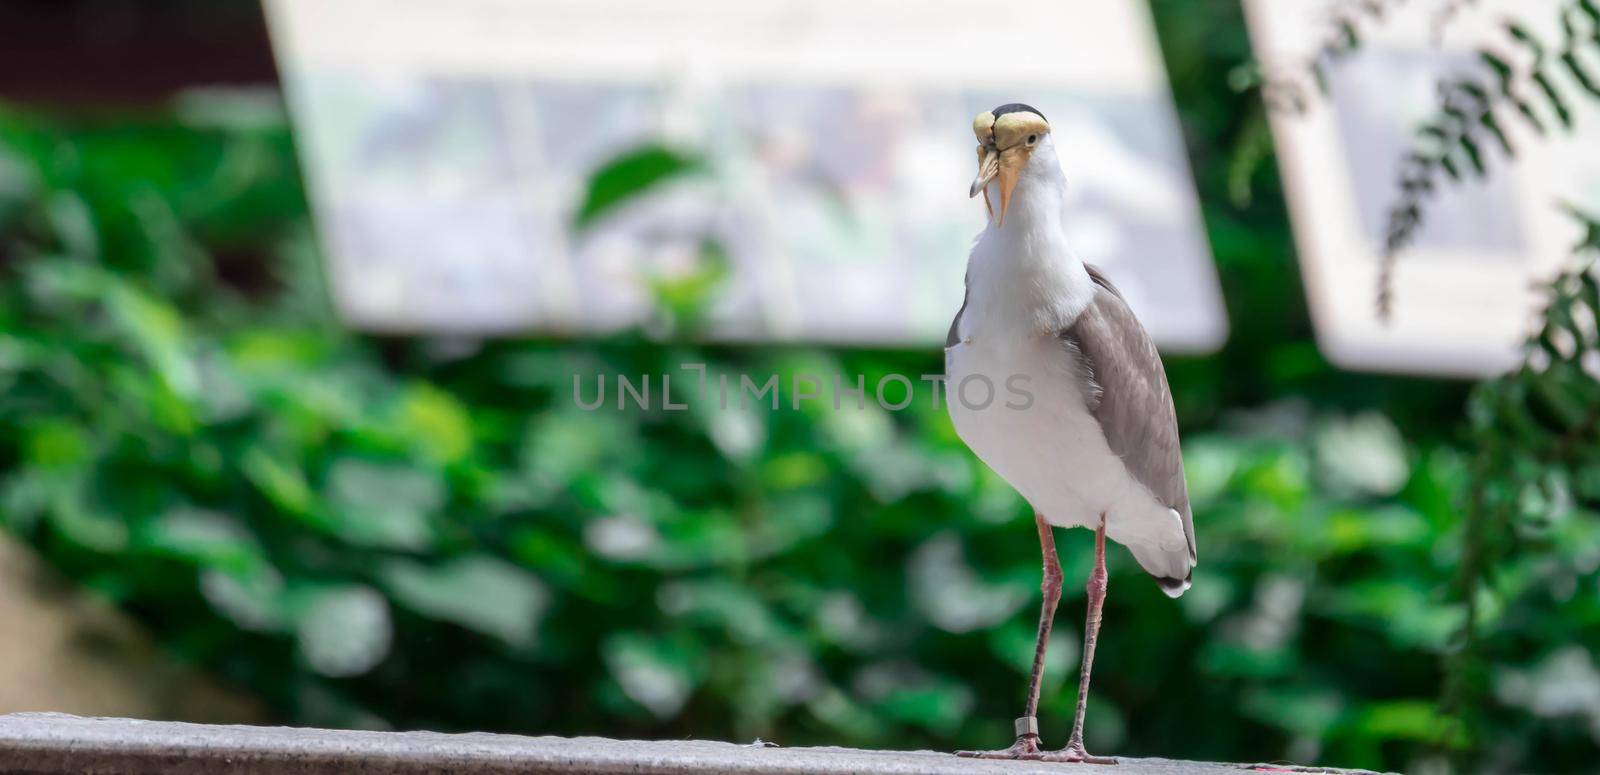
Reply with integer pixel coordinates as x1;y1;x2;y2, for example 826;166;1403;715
961;140;1094;343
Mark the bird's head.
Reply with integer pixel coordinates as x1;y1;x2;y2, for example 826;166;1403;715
969;103;1051;228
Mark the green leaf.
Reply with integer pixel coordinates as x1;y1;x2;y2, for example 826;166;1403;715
1240;685;1343;737
1225;105;1274;209
45;191;99;259
1506;22;1543;55
294;585;392;678
1532;70;1574;128
49;495;131;552
1580;0;1600;25
573;145;700;230
647;240;730;333
658;578;793;648
1479;51;1514;81
602;632;703;719
908;533;1031;633
1479;109;1515;156
23;420;89;469
242;446;322;525
141;508;261;571
1458;133;1485;176
1338;20;1360;51
1438;153;1461;182
326;458;441;551
381;556;550;648
855;664;974;735
200;566;289;632
1349;700;1463;746
1512;96;1547;134
1564;52;1600;98
392;383;473;465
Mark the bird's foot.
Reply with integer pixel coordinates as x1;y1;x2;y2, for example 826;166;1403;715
957;717;1050;760
955;734;1045;760
1040;742;1118;765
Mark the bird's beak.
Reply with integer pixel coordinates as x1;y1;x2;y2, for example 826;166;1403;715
970;146;1022;227
970;147;1000;199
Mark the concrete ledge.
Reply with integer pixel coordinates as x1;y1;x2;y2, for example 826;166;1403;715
0;713;1385;775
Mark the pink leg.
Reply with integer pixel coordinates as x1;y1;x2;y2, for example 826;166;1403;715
1043;514;1117;765
956;513;1062;759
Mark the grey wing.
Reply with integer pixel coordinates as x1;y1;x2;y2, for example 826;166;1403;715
946;281;968;349
1062;266;1196;591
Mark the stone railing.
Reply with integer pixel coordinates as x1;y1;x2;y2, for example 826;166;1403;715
0;714;1388;774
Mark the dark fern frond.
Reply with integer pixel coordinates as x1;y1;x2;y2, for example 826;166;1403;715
1440;206;1600;763
1377;4;1600;319
1259;0;1411;113
1432;0;1481;45
1253;0;1600;318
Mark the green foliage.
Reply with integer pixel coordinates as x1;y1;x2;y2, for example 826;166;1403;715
1442;210;1600;767
1252;3;1600;765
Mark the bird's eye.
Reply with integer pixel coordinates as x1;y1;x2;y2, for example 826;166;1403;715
1026;134;1039;146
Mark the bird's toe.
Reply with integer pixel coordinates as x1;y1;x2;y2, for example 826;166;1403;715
955;735;1047;760
1039;746;1119;765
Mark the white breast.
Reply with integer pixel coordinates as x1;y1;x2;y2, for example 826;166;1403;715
945;310;1186;553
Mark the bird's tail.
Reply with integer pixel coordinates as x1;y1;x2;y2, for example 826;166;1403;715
1129;544;1193;598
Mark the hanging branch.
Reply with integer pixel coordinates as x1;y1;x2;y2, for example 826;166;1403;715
1431;0;1482;45
1260;0;1409;114
1252;0;1600;316
1378;1;1600;317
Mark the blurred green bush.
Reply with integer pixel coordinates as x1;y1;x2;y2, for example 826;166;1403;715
0;4;1595;772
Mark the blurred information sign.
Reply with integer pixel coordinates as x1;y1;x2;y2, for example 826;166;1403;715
265;0;1224;350
1244;0;1600;375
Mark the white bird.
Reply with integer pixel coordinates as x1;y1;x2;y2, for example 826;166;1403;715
946;104;1195;764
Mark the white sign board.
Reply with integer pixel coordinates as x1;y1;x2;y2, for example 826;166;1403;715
1244;0;1600;375
266;0;1225;350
